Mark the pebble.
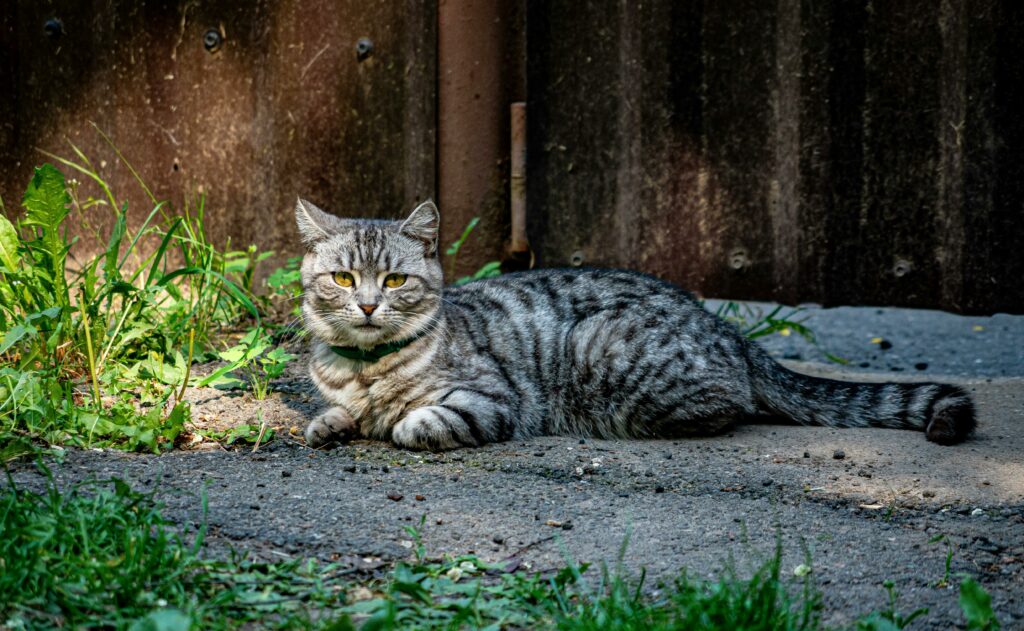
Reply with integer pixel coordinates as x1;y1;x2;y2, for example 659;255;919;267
387;492;403;502
922;490;936;498
415;495;426;501
654;485;666;493
803;451;810;458
833;450;846;460
344;465;356;473
281;470;292;477
914;362;929;371
493;535;505;545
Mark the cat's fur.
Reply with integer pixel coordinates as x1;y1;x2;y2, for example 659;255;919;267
297;198;975;451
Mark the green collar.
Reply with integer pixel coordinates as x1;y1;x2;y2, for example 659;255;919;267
328;333;423;363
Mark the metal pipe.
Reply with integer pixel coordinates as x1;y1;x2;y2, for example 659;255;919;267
509;102;529;254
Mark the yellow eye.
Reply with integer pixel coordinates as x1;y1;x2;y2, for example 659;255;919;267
384;273;407;288
333;272;354;287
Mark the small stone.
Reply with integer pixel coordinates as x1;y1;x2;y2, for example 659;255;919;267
415;494;426;501
344;465;356;473
922;490;936;498
803;451;810;458
436;518;444;525
561;522;574;531
249;504;260;510
281;470;292;477
579;438;586;445
533;451;545;457
387;492;403;502
654;485;666;493
762;479;774;486
914;362;929;371
493;535;505;545
381;465;390;473
833;450;846;460
879;339;893;350
971;508;985;516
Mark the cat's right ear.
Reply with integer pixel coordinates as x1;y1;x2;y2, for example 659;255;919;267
295;198;337;249
399;200;440;256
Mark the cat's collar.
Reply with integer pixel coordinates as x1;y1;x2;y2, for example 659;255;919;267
328;332;424;363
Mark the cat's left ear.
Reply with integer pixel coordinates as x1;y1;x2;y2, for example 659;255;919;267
399;200;440;256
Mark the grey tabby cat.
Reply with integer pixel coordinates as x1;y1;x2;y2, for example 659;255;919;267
296;198;975;451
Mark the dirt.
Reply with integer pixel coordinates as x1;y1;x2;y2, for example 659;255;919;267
7;307;1024;628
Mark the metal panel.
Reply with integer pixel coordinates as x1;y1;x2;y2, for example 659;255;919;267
0;0;436;262
526;0;1024;313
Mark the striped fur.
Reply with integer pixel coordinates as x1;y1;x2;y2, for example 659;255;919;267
296;199;976;450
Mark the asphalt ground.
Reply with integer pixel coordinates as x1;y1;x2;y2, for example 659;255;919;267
7;301;1024;628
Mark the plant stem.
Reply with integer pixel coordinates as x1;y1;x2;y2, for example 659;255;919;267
252;409;268;453
79;293;101;411
177;329;195;405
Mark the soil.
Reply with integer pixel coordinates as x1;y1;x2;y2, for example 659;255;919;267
7;302;1024;628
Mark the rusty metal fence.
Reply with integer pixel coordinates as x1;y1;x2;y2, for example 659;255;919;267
2;1;1022;313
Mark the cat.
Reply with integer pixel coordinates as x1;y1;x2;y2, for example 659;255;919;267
296;198;975;451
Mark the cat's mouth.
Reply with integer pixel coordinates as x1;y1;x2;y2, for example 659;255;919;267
354;323;381;329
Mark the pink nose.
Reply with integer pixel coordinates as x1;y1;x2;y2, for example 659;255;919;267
358;304;377;316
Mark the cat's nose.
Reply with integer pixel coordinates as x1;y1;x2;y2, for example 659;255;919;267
358;304;378;316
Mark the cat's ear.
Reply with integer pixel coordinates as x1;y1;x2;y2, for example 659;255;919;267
295;198;338;249
399;200;440;256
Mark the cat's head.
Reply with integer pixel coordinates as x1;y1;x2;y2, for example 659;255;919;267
295;198;444;349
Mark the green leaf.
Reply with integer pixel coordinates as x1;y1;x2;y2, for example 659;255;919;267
104;205;128;280
0;214;19;271
0;323;33;354
446;216;480;256
128;608;192;631
960;578;999;629
21;164;70;233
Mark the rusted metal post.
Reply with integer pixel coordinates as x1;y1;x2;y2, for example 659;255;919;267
509;102;529;256
437;0;508;277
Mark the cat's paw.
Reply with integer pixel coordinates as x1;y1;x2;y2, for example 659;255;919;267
304;407;358;448
392;407;465;451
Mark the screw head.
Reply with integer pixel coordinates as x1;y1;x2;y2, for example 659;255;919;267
44;17;64;38
203;28;223;52
356;37;374;60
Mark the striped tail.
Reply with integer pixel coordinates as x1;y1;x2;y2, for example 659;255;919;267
748;351;976;444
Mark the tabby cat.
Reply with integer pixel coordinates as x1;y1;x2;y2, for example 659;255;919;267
296;199;975;451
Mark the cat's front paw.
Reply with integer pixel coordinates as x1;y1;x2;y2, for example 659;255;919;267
392;406;471;451
304;407;358;448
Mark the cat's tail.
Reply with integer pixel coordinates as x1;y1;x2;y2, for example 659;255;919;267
747;349;976;444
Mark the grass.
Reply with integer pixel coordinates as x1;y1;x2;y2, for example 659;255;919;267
0;470;1002;630
0;134;298;455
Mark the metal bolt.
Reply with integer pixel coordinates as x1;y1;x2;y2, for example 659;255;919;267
729;248;749;270
893;259;912;278
570;251;585;267
44;17;64;38
356;37;374;60
203;28;223;53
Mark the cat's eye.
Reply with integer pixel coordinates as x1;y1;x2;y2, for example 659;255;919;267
333;271;355;288
384;273;407;288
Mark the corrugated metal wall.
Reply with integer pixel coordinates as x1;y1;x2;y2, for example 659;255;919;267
0;0;436;262
527;0;1024;313
3;1;1022;313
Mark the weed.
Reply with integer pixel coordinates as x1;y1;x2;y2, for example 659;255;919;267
854;580;928;630
714;302;845;361
928;533;955;588
0;139;286;453
0;466;346;629
960;578;1000;630
444;216;502;286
